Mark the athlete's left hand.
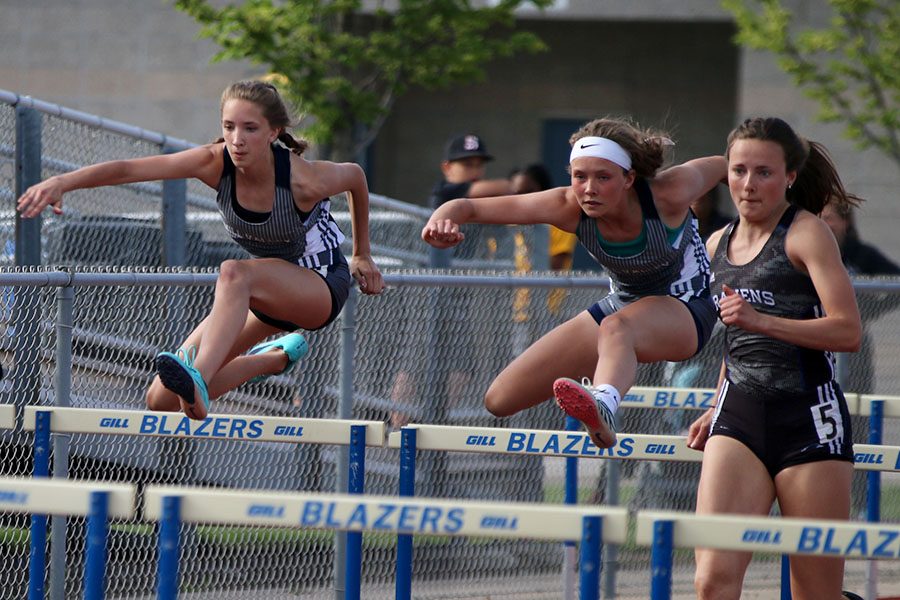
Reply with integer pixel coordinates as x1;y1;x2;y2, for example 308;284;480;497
717;284;763;331
350;254;384;295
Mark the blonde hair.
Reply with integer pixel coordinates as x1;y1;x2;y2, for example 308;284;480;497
569;117;672;178
216;80;309;156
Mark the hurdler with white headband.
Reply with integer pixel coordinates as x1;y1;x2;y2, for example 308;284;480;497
421;116;726;450
569;136;632;170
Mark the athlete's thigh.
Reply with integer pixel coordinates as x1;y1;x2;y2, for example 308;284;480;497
695;436;775;591
240;258;333;329
774;461;853;600
697;436;775;516
613;296;698;362
775;460;852;519
489;311;599;409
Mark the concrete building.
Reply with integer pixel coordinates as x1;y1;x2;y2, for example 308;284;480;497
2;0;897;259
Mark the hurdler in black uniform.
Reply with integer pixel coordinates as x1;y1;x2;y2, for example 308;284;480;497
708;205;853;477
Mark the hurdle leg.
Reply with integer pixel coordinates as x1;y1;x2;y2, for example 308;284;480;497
157;495;181;600
578;515;602;600
83;491;110;600
564;416;579;600
866;399;884;600
780;555;792;599
28;410;51;600
345;424;366;600
395;427;416;600
649;519;673;600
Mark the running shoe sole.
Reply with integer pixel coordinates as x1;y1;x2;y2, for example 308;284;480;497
553;377;617;449
155;353;208;421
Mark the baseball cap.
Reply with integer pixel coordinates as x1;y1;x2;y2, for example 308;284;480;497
444;134;493;162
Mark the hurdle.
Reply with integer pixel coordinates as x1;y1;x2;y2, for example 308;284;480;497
21;406;386;445
387;424;900;472
389;422;900;599
0;476;135;600
0;404;14;429
21;406;386;600
635;509;900;600
143;484;628;600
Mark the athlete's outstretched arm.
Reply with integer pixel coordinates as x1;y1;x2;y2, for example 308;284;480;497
422;187;577;248
17;144;221;218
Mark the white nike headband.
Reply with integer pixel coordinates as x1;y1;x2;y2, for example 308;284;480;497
569;136;632;170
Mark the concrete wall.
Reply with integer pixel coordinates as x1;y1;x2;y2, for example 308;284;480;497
0;1;253;144
2;0;897;259
371;19;739;206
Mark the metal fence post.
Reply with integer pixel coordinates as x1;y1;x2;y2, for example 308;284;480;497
161;144;187;266
15;105;42;266
49;279;74;600
421;248;451;497
13;105;44;425
531;224;550;271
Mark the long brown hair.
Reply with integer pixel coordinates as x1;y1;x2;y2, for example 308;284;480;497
215;80;309;156
725;117;862;214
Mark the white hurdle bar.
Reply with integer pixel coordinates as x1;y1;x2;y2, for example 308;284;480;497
22;407;386;600
635;510;900;600
0;404;14;429
0;477;136;600
625;386;900;417
144;485;628;600
22;406;387;446
387;425;900;472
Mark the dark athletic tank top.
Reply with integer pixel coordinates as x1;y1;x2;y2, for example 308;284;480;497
216;145;344;265
575;177;710;302
710;205;835;394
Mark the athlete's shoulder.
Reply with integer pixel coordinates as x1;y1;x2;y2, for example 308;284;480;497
786;207;832;242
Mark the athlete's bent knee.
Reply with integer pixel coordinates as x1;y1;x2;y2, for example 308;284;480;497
484;384;516;418
597;313;632;343
216;259;252;288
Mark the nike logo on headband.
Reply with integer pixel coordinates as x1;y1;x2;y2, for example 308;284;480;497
579;143;602;149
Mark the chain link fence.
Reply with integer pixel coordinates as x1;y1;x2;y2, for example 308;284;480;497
2;90;900;599
0;270;898;599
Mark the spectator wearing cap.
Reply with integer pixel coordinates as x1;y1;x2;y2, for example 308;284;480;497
430;133;513;209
